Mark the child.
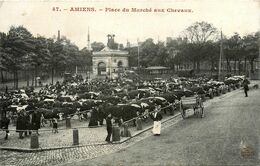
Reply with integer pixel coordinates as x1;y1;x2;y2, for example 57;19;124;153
52;118;58;133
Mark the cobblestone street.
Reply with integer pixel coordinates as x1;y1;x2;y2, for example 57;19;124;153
0;119;108;148
0;113;181;166
0;109;175;149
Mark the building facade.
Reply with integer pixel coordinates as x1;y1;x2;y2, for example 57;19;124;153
92;46;129;79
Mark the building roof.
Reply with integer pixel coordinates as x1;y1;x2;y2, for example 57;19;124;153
145;66;170;70
92;46;129;56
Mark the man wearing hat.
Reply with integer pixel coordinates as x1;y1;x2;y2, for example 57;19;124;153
105;113;113;142
242;76;250;97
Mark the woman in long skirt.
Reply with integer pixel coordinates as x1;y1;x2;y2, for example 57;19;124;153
150;105;163;136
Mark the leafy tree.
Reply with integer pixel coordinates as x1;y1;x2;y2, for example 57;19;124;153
30;36;50;86
126;46;138;67
61;37;80;72
48;39;66;84
202;41;219;74
79;47;92;71
139;38;157;67
154;41;168;66
224;33;245;74
165;37;187;70
91;42;105;52
2;26;34;89
183;21;218;72
0;32;7;82
243;32;259;73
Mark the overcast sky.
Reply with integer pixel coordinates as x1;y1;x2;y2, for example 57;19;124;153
0;0;259;49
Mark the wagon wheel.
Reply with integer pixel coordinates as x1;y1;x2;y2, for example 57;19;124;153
179;102;186;119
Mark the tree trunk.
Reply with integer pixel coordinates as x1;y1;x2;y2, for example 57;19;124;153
238;60;241;75
210;60;213;76
171;64;175;72
0;70;4;83
35;66;38;87
233;60;237;74
196;61;200;73
25;69;29;87
51;67;54;85
250;60;254;73
16;71;19;89
193;61;196;71
13;70;16;89
14;70;18;89
226;59;231;73
31;70;34;87
244;58;247;74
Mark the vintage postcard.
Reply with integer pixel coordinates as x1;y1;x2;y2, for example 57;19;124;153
0;0;259;166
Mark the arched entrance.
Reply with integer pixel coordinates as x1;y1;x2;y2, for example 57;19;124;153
97;62;106;75
117;61;123;72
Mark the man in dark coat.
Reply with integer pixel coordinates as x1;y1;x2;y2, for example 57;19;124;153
32;110;41;135
105;113;113;142
98;107;105;126
88;107;99;127
1;115;10;140
16;112;27;139
24;112;32;136
242;77;250;97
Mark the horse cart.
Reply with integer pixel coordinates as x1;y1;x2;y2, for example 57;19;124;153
179;95;204;119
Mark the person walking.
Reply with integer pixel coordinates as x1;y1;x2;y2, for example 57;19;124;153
150;105;163;136
52;118;58;133
242;77;250;97
105;113;113;143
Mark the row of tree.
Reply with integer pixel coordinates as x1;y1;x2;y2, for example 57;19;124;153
0;22;259;88
127;22;259;75
0;26;92;88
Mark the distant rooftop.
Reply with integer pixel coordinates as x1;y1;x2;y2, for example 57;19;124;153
92;46;129;56
145;66;170;70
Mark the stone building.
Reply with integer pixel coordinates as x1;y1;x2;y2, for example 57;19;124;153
92;35;129;79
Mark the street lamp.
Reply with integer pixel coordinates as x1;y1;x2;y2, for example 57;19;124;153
218;29;224;81
137;38;140;71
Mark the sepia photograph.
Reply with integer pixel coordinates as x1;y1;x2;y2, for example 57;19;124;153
0;0;259;165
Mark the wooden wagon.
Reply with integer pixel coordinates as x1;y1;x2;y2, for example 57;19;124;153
179;95;204;119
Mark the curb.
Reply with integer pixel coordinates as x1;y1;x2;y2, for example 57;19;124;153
0;142;110;153
115;112;181;144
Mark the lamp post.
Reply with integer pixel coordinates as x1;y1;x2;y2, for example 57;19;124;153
257;35;260;79
137;38;140;72
218;30;224;81
110;57;112;80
